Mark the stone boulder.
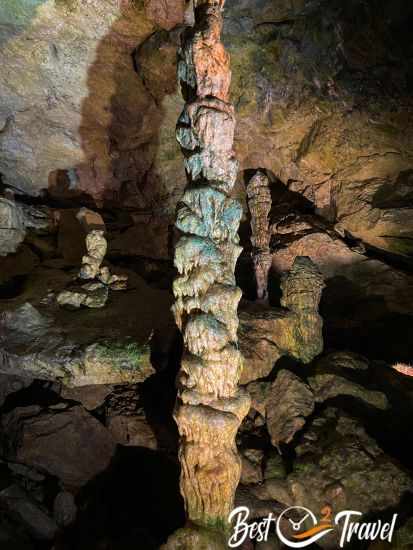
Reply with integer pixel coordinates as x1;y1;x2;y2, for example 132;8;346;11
1;405;116;487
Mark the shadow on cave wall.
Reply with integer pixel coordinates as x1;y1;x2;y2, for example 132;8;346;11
47;2;182;216
46;4;186;545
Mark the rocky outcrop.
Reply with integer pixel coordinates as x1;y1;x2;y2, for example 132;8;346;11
0;404;115;487
239;256;324;383
0;197;50;256
247;170;272;300
0;198;26;255
287;408;412;549
167;0;250;540
0;302;155;386
266;370;314;449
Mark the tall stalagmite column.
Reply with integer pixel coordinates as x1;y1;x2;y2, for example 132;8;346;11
247;170;272;300
165;0;251;546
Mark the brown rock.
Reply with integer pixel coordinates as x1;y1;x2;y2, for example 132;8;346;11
247;170;272;299
240;449;263;485
106;415;158;449
287;408;413;549
1;405;115;487
60;384;113;410
0;484;58;540
266;370;314;448
53;491;77;528
145;0;185;31
245;381;271;417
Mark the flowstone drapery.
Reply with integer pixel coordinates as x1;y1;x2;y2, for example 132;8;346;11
164;0;250;547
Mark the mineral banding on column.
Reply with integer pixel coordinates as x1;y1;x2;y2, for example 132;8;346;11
164;0;250;546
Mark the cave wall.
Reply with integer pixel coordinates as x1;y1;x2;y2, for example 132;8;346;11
1;0;412;259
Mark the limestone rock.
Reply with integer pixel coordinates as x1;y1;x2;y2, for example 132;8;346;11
79;230;107;280
240;449;264;485
76;207;105;233
0;0;156;203
314;351;369;372
271;226;413;327
57;208;105;266
53;491;77;528
0;198;26;255
0;484;58;540
0;0;412;267
57;224;128;309
1;405;115;487
235;484;286;520
263;452;287;481
106;414;158;449
245;380;271;417
239;257;324;384
287;408;413;549
247;171;272;299
280;256;325;313
0;279;162;386
238;306;284;384
266;370;315;448
170;0;250;534
57;285;109;309
308;371;388;410
60;384;113;410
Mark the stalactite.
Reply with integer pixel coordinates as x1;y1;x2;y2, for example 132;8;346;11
164;0;250;547
247;170;272;300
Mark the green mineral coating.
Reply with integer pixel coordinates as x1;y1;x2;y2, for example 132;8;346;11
383;235;413;256
201;517;231;536
293;460;315;475
0;0;46;26
94;341;150;371
264;453;287;481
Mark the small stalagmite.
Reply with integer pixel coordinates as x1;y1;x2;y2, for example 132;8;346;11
164;0;250;547
246;170;272;300
56;209;127;309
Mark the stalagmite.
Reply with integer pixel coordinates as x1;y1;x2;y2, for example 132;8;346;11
247;170;272;300
56;210;127;309
164;1;250;547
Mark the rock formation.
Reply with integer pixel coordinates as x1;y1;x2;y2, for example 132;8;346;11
56;209;127;309
246;170;272;300
165;0;250;545
392;363;413;377
239;256;325;384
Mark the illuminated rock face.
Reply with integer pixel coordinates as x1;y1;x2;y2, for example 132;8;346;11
170;0;250;537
